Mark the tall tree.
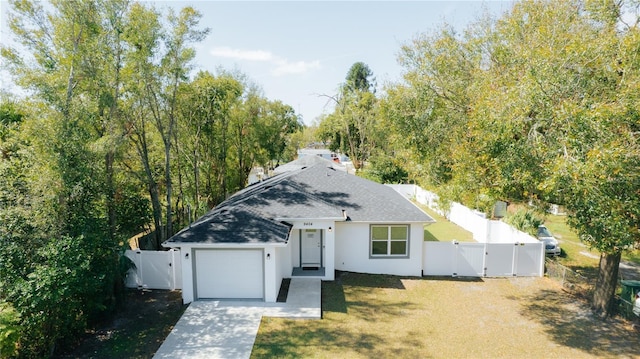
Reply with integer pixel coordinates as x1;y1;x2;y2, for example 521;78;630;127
121;3;208;242
121;2;165;246
319;62;378;170
155;6;209;238
484;0;640;315
0;0;183;354
391;0;640;316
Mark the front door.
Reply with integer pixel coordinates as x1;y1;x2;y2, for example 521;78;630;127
301;229;322;267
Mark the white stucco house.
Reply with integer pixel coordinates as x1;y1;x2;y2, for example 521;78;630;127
163;156;435;304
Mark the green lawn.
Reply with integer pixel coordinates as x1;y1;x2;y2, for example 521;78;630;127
419;204;474;242
252;273;640;358
543;215;599;273
543;214;640;276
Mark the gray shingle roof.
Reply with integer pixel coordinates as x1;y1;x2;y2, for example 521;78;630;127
165;160;434;245
166;205;292;245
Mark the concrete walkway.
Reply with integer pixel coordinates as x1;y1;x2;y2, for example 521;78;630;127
153;278;321;359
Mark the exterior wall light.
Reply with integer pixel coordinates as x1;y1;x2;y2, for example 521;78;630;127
267;253;271;260
328;227;333;232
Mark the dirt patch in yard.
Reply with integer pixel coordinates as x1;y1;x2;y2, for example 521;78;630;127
54;289;186;359
253;272;640;359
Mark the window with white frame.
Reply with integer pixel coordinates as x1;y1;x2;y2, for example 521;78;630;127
370;225;409;257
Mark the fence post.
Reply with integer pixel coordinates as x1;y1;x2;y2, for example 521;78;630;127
170;249;179;290
135;250;143;288
512;242;519;276
452;240;459;277
482;243;488;277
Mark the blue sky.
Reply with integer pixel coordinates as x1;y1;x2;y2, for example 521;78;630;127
1;1;515;124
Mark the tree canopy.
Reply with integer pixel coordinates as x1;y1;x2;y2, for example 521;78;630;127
0;0;302;356
383;0;640;316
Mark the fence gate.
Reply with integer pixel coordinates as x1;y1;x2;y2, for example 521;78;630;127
423;241;544;278
125;249;182;290
454;242;485;277
485;243;516;277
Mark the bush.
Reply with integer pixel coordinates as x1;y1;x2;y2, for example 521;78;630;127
0;301;20;358
362;152;409;184
504;208;544;236
4;235;122;357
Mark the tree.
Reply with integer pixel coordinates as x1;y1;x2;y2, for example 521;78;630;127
0;301;20;358
0;0;326;354
489;0;639;315
121;2;165;246
557;144;640;315
121;3;208;242
345;61;376;93
319;62;378;170
254;99;302;168
175;71;243;215
284;123;318;160
390;0;640;316
1;0;180;354
155;6;209;239
391;25;476;187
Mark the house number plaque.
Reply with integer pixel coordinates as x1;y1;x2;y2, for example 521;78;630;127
303;222;313;226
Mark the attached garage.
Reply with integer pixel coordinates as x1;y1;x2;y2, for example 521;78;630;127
195;249;264;299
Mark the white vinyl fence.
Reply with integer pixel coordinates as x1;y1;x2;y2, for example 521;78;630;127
388;184;539;244
125;249;182;290
422;241;545;277
388;184;545;278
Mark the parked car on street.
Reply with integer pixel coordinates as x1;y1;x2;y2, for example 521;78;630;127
537;225;561;256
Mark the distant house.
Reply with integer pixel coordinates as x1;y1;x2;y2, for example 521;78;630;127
163;156;434;303
297;148;340;162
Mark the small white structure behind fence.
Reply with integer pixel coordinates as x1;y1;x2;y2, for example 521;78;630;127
125;249;182;290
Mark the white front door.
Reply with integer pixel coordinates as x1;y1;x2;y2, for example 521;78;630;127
301;229;322;267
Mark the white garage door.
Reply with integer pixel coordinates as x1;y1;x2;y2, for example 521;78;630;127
195;249;264;299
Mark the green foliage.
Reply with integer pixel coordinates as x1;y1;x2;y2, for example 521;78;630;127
113;180;152;238
361;151;409;184
503;208;544;237
345;61;376;93
433;184;462;219
0;301;21;358
558;146;640;254
317;62;380;170
388;0;640;315
1;235;121;357
1;0;306;355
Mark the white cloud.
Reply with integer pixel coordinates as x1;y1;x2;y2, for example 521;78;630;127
210;47;274;61
210;46;320;76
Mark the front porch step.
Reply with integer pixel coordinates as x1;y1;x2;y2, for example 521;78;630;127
292;267;325;277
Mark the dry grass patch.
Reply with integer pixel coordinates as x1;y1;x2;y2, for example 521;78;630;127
252;272;640;359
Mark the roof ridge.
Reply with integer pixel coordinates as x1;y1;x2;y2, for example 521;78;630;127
214;168;301;209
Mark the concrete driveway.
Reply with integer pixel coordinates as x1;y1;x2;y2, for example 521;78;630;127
153;278;321;359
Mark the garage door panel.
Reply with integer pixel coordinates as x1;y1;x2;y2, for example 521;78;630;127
196;250;263;299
